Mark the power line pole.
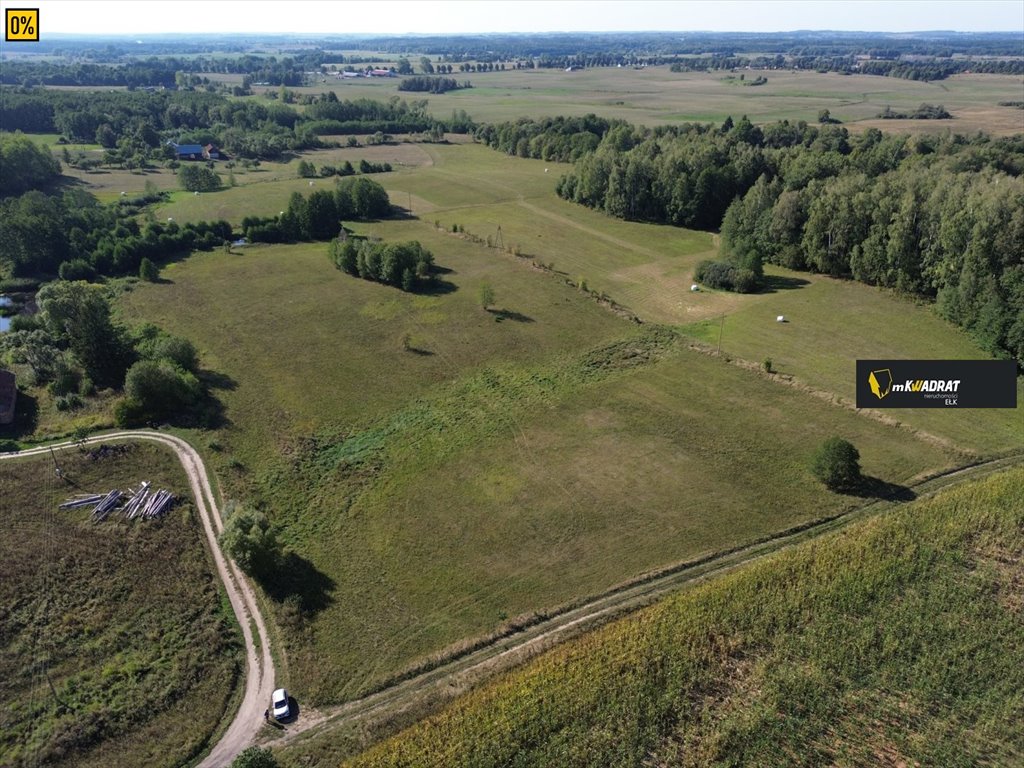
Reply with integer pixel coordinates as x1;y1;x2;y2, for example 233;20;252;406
717;314;725;356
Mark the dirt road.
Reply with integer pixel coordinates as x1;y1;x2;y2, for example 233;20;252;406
1;431;274;768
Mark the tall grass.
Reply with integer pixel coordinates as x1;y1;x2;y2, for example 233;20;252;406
0;444;242;768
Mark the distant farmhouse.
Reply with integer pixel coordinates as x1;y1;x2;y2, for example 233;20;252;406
168;142;224;161
0;369;16;425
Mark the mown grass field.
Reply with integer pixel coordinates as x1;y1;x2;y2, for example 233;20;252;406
335;466;1024;768
259;328;950;705
112;138;1019;711
681;267;1024;458
0;443;241;768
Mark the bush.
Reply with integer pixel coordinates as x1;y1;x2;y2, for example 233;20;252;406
810;436;862;491
55;393;84;411
695;260;761;294
48;361;80;396
139;258;159;282
116;359;201;426
178;164;222;192
230;746;280;768
219;504;281;579
59;259;97;282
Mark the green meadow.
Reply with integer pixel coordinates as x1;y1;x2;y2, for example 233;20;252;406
112;138;1002;708
342;466;1024;767
283;67;1024;136
6;63;1015;761
681;267;1024;458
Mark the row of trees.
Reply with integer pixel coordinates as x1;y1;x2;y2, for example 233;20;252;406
297;158;392;178
240;177;390;244
398;76;470;94
0;184;233;280
329;238;435;292
669;54;1024;81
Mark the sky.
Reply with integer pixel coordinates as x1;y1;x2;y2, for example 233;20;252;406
5;0;1023;36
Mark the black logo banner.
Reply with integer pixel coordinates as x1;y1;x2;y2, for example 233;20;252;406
856;360;1018;409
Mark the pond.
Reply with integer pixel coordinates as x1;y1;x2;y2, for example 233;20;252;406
0;295;11;333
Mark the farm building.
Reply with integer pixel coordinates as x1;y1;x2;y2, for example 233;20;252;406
0;369;16;425
168;142;223;161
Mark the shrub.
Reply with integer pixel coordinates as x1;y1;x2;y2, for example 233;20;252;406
139;258;159;282
219;504;281;579
48;362;80;397
231;746;280;768
810;436;862;491
59;259;97;282
55;393;84;411
695;260;761;294
116;359;202;426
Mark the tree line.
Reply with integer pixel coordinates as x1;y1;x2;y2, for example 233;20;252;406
398;76;470;94
0;88;471;162
241;177;391;244
526;116;1023;362
670;55;1023;81
329;238;435;292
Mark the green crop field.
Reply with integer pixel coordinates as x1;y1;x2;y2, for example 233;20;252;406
337;466;1024;768
0;443;241;768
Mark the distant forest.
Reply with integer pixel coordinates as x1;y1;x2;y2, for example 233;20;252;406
0;88;470;164
2;31;1021;86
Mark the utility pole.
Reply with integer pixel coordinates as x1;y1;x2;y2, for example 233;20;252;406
717;314;725;356
49;446;63;479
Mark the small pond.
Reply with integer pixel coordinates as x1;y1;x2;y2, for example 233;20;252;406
0;295;11;333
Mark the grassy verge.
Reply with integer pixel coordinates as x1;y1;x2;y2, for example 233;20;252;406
0;443;242;768
338;466;1024;767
